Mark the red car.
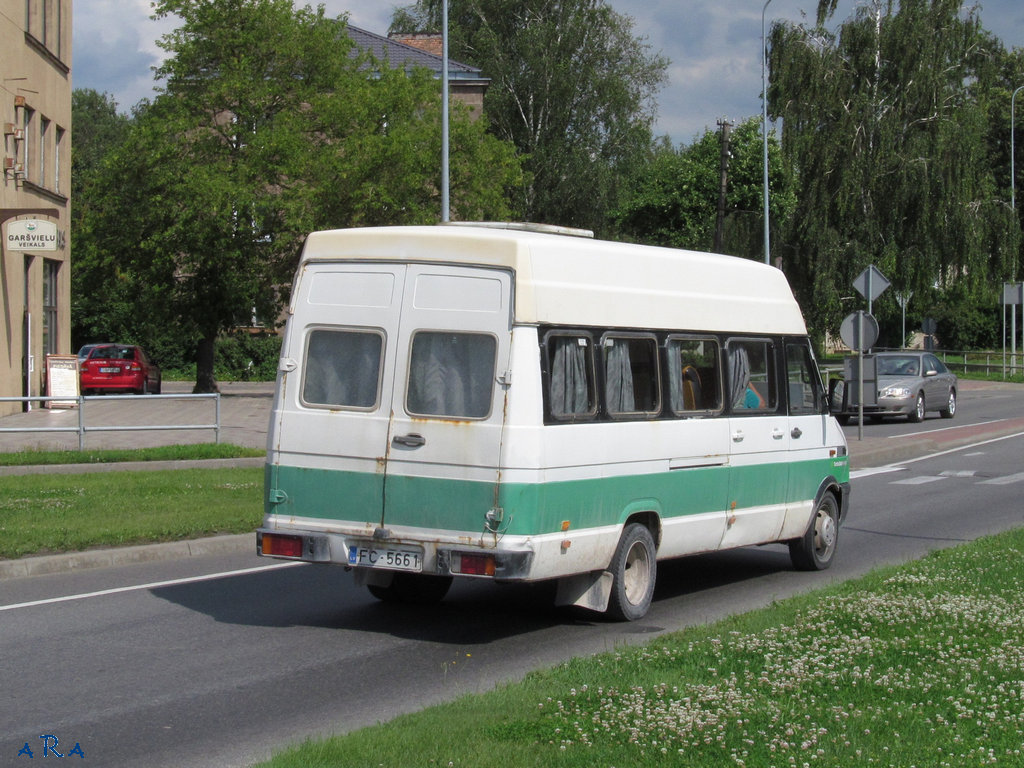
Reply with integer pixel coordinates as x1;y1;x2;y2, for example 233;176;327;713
79;344;162;395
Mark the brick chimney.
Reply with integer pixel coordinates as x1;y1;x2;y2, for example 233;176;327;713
389;33;443;57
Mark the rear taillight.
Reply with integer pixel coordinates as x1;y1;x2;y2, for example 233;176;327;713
455;553;496;576
261;533;304;558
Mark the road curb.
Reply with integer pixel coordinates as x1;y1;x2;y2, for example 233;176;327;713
0;533;253;579
0;456;265;477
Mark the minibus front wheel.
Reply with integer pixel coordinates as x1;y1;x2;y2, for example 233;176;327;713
789;493;839;571
606;523;657;621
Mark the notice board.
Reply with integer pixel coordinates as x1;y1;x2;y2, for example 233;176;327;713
46;355;80;408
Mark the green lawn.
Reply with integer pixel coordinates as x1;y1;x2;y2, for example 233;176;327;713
258;527;1024;768
0;442;264;466
0;466;262;558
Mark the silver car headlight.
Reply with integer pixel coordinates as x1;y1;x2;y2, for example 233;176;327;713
880;386;912;398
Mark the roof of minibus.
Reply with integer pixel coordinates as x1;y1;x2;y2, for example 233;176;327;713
299;225;808;335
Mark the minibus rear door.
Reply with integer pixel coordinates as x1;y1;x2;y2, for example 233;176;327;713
269;263;407;528
381;265;514;535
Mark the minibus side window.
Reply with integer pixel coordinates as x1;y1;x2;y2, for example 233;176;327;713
666;337;723;415
302;328;384;409
785;340;825;414
727;339;777;413
406;331;496;419
544;332;597;422
602;334;661;419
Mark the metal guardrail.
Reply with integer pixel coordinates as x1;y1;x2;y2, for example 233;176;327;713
0;393;220;451
831;348;1024;379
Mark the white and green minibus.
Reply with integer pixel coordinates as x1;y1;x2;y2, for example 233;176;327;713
257;223;850;620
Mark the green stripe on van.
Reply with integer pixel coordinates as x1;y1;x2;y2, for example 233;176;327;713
267;457;847;536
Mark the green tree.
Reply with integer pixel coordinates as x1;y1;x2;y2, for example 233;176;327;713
614;118;795;256
770;0;1020;345
391;0;668;234
70;90;133;349
77;0;521;390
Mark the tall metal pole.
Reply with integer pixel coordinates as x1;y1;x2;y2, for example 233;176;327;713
1013;87;1024;370
1012;86;1024;211
441;0;450;222
761;0;773;265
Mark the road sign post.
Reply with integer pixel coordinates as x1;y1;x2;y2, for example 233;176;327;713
1004;283;1023;378
840;310;879;441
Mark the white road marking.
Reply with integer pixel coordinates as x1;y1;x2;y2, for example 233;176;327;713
978;472;1024;486
886;420;1008;439
891;476;946;485
851;466;907;480
0;561;305;613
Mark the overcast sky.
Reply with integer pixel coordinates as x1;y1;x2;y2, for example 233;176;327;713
73;1;1024;146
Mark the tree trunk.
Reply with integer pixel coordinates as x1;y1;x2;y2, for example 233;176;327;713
194;333;219;393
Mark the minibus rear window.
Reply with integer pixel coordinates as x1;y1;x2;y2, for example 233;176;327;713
406;331;496;419
302;329;384;409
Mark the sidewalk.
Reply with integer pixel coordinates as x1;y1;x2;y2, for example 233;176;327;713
0;380;273;456
2;379;1022;580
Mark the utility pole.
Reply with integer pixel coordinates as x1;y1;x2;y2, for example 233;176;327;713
714;119;732;253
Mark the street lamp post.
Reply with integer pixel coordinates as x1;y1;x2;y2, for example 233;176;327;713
1013;85;1024;210
441;0;450;222
761;0;773;265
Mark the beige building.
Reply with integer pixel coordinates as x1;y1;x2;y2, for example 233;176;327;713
1;0;71;416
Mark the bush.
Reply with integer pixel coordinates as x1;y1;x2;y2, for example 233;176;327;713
160;332;281;381
213;332;282;381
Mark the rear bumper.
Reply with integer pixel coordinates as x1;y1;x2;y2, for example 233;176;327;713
81;375;145;392
256;527;535;580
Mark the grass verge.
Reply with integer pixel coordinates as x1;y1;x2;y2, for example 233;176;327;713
0;467;262;558
0;442;264;466
257;526;1024;768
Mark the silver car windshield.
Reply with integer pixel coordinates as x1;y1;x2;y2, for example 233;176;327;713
877;356;919;376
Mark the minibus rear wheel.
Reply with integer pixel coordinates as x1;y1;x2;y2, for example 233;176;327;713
789;493;839;571
367;573;453;604
606;523;657;621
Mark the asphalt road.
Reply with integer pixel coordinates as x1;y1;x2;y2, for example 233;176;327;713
2;379;1024;767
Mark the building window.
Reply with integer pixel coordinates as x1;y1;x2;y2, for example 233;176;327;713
54;126;65;192
42;259;59;356
25;0;68;61
39;116;49;185
22;107;34;175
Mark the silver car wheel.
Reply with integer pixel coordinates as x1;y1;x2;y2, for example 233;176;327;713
940;389;956;419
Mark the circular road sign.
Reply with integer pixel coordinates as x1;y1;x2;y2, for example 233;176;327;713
839;311;879;351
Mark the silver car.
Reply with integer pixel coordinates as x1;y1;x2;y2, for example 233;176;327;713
832;351;957;425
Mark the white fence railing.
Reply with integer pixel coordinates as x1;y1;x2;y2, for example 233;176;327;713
0;393;220;451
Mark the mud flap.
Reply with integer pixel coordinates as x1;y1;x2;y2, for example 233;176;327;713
555;570;614;612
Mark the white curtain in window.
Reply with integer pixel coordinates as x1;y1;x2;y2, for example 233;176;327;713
605;340;635;413
550;337;589;415
729;345;751;409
